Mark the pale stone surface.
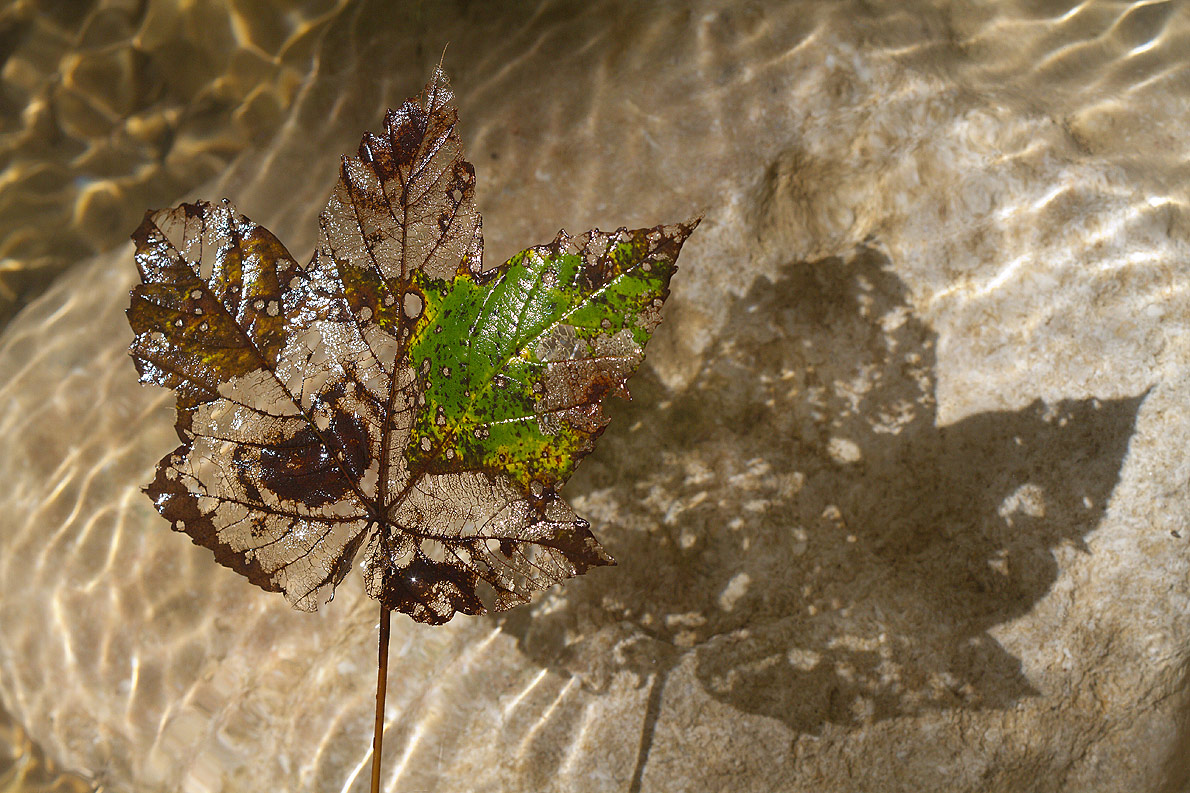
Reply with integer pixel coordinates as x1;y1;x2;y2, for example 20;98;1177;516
2;1;1190;792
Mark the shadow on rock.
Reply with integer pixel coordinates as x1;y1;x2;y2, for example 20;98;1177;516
499;246;1144;736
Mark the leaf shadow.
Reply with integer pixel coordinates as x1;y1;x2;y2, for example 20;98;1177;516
498;245;1145;739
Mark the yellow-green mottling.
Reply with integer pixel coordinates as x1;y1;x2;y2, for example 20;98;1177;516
336;256;403;332
405;230;682;490
127;202;300;408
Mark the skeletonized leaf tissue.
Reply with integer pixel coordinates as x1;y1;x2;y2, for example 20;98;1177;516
127;67;697;626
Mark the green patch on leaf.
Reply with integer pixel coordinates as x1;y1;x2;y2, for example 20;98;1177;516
405;231;686;490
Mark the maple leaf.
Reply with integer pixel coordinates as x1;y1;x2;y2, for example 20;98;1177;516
126;67;697;626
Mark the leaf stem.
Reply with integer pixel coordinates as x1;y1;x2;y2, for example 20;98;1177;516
371;604;391;793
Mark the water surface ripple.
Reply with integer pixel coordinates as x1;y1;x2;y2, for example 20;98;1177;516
3;1;1190;792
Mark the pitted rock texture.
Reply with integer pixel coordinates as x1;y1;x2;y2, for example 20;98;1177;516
1;1;1190;792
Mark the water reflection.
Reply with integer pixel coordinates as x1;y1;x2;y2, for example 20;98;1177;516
0;0;343;329
1;0;1187;790
0;704;90;793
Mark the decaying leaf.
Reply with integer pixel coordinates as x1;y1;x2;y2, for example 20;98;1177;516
127;67;697;625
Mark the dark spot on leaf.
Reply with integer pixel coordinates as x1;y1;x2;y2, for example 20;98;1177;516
253;409;370;508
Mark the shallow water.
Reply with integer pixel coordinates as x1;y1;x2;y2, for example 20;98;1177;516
3;1;1190;791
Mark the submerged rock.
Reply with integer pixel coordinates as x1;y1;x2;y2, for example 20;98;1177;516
2;1;1189;792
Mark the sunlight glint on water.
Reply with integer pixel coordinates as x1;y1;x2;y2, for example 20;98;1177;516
2;1;1190;791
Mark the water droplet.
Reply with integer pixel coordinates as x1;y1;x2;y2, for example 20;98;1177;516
420;436;432;451
359;306;373;322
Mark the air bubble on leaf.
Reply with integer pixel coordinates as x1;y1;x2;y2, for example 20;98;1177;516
420;436;432;451
359;306;373;322
190;289;202;299
267;300;280;317
253;298;265;311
